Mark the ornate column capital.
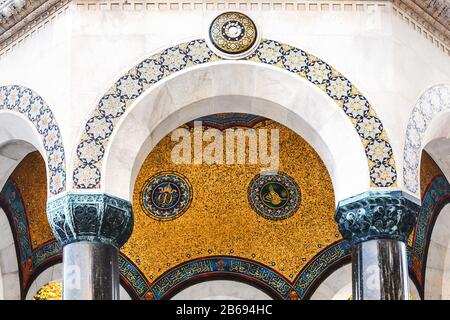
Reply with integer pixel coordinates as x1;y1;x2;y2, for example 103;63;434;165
334;191;420;244
46;192;133;248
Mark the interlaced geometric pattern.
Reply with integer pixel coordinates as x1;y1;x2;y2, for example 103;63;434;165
72;39;397;190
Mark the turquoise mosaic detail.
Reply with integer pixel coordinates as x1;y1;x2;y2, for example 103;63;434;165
294;241;350;298
150;257;292;300
119;254;150;299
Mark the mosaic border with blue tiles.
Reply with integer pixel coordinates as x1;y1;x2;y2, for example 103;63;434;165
294;240;351;298
0;85;66;196
150;256;293;300
73;38;397;191
409;175;450;296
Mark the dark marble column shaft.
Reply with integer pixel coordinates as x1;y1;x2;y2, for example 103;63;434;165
47;193;133;300
63;241;119;300
352;239;409;300
335;191;419;300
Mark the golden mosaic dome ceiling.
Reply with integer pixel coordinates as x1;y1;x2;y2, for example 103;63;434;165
124;113;338;293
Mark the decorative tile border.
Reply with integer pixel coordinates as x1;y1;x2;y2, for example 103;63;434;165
409;175;450;292
0;179;61;296
149;256;293;300
138;248;352;300
0;178;33;267
293;240;350;298
31;240;61;269
403;84;450;195
73;38;397;190
0;85;66;196
118;254;150;299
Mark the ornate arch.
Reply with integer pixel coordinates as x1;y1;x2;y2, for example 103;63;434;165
73;39;397;190
293;240;350;299
148;256;293;300
118;243;353;300
403;84;450;195
409;175;450;298
0;85;66;196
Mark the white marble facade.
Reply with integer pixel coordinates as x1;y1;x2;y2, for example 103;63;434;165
0;1;448;199
171;280;272;300
0;0;449;300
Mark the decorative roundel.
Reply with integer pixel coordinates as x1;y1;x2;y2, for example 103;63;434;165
208;12;259;59
247;172;301;221
140;172;193;221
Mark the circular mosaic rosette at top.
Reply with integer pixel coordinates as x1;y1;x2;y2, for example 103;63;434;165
208;11;259;59
140;172;193;221
248;172;301;221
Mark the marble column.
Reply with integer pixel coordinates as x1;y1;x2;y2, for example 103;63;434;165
47;193;133;300
335;191;420;300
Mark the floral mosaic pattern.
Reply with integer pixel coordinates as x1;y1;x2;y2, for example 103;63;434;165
0;85;66;195
403;84;450;195
73;39;397;189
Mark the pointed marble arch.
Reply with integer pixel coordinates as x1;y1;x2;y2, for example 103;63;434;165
72;39;397;191
403;84;450;196
0;85;66;196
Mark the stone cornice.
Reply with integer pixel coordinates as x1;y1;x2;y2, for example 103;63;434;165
394;0;449;48
0;0;70;54
0;1;448;56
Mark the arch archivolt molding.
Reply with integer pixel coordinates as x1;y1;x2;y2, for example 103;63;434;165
0;85;66;196
403;84;450;195
73;38;397;190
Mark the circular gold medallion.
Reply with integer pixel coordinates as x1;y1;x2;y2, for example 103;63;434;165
140;172;192;221
208;12;258;57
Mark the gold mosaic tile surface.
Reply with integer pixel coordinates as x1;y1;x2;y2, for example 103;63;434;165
10;152;53;249
33;282;62;300
125;120;338;282
420;151;444;197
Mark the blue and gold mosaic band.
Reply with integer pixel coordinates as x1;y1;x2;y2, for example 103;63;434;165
409;175;450;296
150;256;292;300
294;241;350;298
